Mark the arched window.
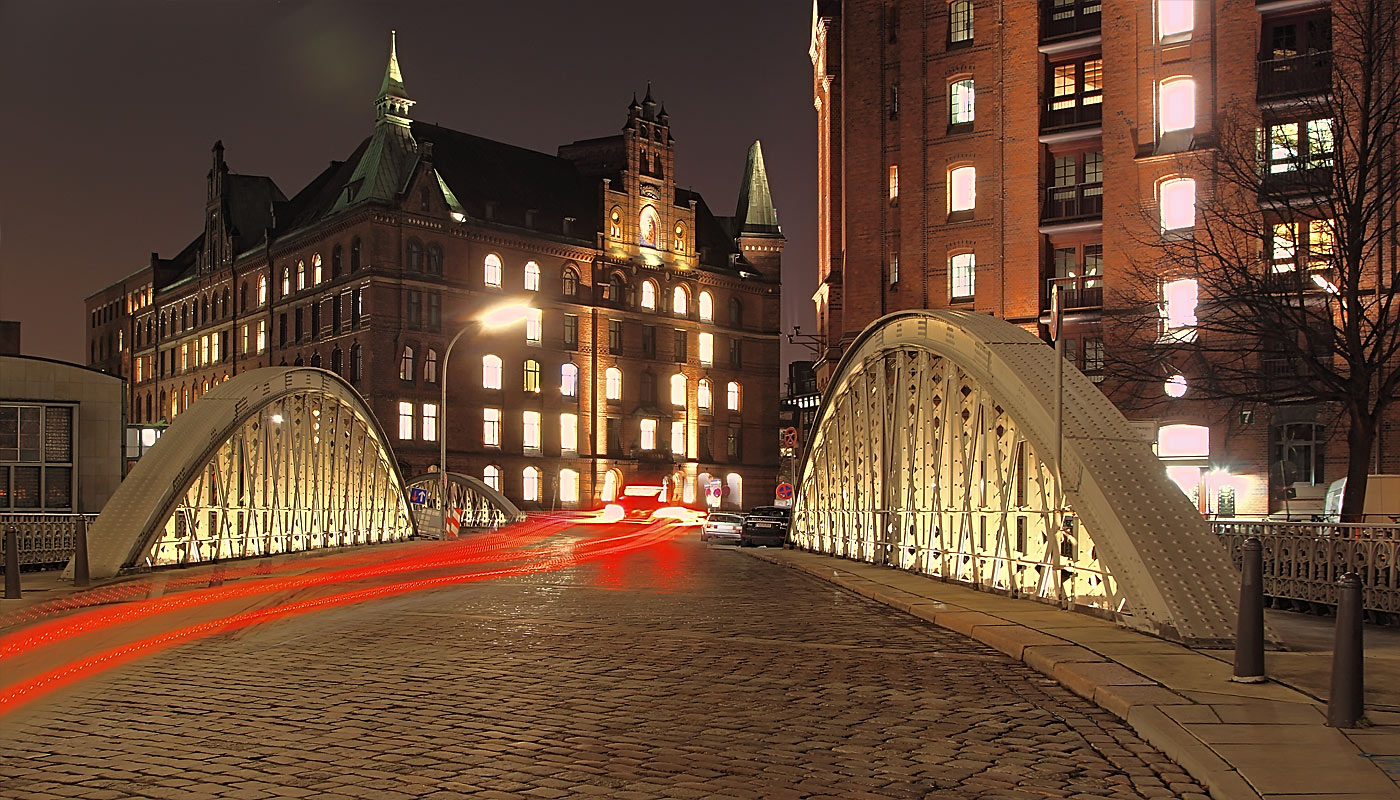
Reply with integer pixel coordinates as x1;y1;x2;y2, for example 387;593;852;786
673;222;686;253
201;296;209;324
699;291;713;322
609;273;626;304
523;359;541;393
949;165;976;213
728;297;743;327
950;77;975;125
330;347;343;375
482;354;502;389
605;367;622;401
310;351;322;368
484;253;503;287
672;285;689;315
727;381;741;411
1159;177;1196;230
350;343;362;383
257;276;268;306
1158;77;1196;134
406;239;423;272
400;346;414;381
559;469;580;504
312;253;323;284
220;288;229;318
561;363;579;398
561;266;579;298
280;267;290;297
239;282;248;312
641;280;657;311
159;389;167;419
671;373;687;406
524;261;541;291
294;354;304;367
424;349;438;383
698;379;712;412
144;393;152;422
602;469;621;502
725;472;743;509
426;243;442;276
483;465;502;492
297;259;306;290
350;237;361;271
639;205;660;247
332;244;343;278
522;467;541;502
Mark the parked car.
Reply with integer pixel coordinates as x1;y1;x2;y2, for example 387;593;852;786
739;506;791;547
701;512;745;543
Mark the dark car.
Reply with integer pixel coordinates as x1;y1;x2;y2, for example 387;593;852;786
739;506;791;547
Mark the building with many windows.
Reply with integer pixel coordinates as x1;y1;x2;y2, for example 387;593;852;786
84;35;783;511
810;1;1399;517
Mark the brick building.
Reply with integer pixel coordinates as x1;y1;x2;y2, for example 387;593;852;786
810;0;1399;517
84;35;783;511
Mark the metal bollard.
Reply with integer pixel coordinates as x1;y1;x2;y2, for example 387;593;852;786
73;517;91;588
1232;537;1266;682
1327;573;1364;728
4;526;20;600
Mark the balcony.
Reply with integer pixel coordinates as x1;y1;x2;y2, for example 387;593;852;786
1047;275;1103;311
1258;51;1332;100
1041;0;1102;42
1043;184;1103;222
1042;101;1102;132
1261;165;1333;199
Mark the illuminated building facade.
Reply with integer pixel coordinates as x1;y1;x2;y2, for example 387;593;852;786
84;36;783;511
810;0;1399;517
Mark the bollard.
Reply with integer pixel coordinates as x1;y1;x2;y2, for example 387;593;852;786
1232;537;1266;682
4;526;20;600
73;517;91;588
1327;573;1364;728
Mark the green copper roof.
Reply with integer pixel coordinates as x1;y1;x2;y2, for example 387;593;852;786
379;30;412;102
735;140;781;236
332;33;418;212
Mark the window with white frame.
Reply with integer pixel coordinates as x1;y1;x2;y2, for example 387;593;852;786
671;373;686;406
672;286;688;315
1159;77;1196;134
524;260;541;291
523;410;541;450
522;466;540;501
949;0;973;44
424;349;438;383
699;292;713;322
398;401;413;440
559;469;579;503
640;418;657;450
1160;278;1199;341
400;347;415;381
698;379;712;412
484;253;503;287
525;308;542;345
950;78;974;125
1159;177;1196;231
1159;0;1193;38
950;252;976;300
256;320;267;353
641;280;657;310
949;166;976;213
258;276;269;306
699;332;713;366
482;354;502;389
483;465;501;492
1266;119;1335;173
483;408;501;446
422;403;438;442
726;381;741;411
523;359;541;393
605;367;622;401
560;413;578;452
561;363;579;398
671;420;685;454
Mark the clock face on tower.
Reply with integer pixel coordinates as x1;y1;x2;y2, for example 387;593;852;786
639;205;659;248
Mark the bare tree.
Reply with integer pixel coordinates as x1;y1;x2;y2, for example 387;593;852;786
1106;0;1400;521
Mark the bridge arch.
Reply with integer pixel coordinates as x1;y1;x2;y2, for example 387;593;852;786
82;368;417;579
404;472;526;532
792;311;1238;644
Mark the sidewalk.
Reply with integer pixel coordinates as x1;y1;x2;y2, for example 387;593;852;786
746;547;1400;800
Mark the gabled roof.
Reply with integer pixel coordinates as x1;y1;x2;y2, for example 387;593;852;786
224;174;285;247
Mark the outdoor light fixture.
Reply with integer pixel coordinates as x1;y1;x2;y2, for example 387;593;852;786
1164;374;1188;397
1311;273;1340;295
270;413;284;424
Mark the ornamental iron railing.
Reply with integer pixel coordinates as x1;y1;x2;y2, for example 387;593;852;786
1;513;94;568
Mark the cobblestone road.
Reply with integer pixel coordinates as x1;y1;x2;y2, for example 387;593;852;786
1;528;1210;799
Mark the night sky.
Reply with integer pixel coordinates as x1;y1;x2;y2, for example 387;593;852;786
0;0;818;372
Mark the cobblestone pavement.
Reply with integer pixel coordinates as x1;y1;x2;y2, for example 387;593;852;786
0;528;1211;799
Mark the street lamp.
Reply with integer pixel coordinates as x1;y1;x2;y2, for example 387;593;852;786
438;301;533;536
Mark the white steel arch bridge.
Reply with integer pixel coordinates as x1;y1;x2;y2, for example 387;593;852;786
792;311;1240;645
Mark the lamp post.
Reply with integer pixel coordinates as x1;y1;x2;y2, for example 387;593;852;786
438;302;532;537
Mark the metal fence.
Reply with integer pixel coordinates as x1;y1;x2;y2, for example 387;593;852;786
1213;519;1398;621
1;513;94;568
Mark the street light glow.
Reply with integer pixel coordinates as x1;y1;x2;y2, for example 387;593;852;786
478;302;533;328
1164;374;1188;398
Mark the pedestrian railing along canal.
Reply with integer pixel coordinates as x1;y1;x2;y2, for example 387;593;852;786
1;513;94;569
1212;519;1398;622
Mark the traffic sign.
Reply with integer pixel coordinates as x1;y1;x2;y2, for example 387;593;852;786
776;483;793;501
408;487;429;505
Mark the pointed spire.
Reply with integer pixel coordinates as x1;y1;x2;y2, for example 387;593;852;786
375;30;415;125
735;140;781;236
641;82;658;120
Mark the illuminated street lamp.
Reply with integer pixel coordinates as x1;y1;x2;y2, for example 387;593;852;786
438;301;532;535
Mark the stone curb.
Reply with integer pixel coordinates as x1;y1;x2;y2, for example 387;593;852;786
745;549;1283;800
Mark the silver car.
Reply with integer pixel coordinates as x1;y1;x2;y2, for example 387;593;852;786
701;512;745;542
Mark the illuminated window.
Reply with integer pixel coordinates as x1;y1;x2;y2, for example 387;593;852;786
560;469;579;503
522;466;540;501
312;253;323;284
422;403;438;442
698;379;712;412
400;346;414;381
673;285;689;315
424;349;438;383
518;359;540;393
640;419;657;450
949;166;976;213
726;381;741;411
1159;77;1196;134
1308;219;1335;266
950;78;974;125
561;363;579;398
699;332;713;366
1160;278;1199;341
641;280;657;311
483;408;501;447
889;164;899;199
602;469;620;501
639;205;660;247
609;207;622;238
523;411;541;450
671;420;685;454
483;465;501;492
524;261;540;291
560;413;578;452
1159;0;1193;38
561;267;579;298
1267;119;1335;173
1159;177;1196;230
256;321;266;353
525;309;542;345
671;373;687;406
605;367;622;401
484;253;502;287
699;291;713;322
950;252;976;300
949;0;972;43
1272;223;1299;271
398;401;413;440
482;354;502;389
1157;423;1209;498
